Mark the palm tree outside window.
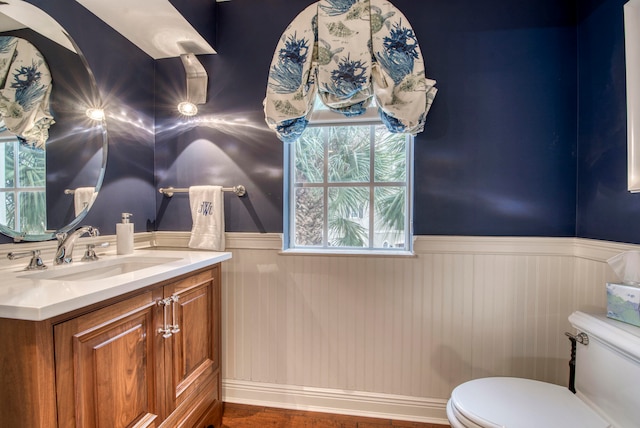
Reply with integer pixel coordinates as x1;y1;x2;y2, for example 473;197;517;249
0;133;46;235
285;99;413;253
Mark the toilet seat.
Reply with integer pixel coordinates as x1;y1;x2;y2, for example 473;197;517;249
447;377;610;428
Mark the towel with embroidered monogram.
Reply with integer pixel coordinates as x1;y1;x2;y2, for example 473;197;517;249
73;187;96;216
188;185;225;250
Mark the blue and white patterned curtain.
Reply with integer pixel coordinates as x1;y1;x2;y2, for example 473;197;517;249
0;37;54;150
264;0;437;142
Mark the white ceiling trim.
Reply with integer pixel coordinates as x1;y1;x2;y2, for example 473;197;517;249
0;0;76;52
74;0;216;59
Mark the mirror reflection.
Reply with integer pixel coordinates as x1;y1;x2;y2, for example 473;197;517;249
0;0;107;242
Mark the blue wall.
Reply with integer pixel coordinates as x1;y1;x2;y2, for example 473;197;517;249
0;1;157;243
0;0;158;244
576;0;640;244
6;0;639;245
34;0;159;237
155;0;580;237
408;0;578;236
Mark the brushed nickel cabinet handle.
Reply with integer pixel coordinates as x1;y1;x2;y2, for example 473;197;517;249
157;298;173;338
170;295;180;334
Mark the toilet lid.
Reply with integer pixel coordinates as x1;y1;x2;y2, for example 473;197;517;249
450;377;610;428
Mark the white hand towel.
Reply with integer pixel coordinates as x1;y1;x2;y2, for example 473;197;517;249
188;185;225;251
74;187;96;216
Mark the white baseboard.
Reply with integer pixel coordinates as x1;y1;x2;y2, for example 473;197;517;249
222;379;449;425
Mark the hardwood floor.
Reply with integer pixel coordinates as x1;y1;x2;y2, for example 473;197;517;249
221;403;450;428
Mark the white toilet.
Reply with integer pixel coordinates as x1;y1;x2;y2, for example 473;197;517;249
446;311;640;428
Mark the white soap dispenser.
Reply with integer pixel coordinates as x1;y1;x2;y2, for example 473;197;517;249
116;213;134;255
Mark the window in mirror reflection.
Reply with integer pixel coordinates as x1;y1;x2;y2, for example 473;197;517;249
0;132;46;234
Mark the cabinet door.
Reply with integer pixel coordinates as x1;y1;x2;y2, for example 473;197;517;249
163;267;220;417
54;289;165;428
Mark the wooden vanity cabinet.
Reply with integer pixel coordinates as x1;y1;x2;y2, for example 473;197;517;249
54;289;165;428
0;264;222;428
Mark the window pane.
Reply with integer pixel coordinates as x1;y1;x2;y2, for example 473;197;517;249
328;126;370;183
375;127;406;182
289;119;412;252
374;186;405;249
294;187;324;246
295;128;324;183
19;191;46;234
328;186;369;248
2;142;15;188
0;192;15;229
18;145;46;187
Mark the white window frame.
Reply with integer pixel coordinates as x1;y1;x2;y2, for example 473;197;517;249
283;107;414;255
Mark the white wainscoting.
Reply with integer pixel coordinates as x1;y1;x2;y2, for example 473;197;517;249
0;233;631;424
151;232;632;424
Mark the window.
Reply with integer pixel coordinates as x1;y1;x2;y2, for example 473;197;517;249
285;114;413;253
0;135;47;235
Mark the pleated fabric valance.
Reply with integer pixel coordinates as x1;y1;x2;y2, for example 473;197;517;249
264;0;437;143
0;36;54;150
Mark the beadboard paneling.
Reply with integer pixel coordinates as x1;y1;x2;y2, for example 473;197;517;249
216;235;625;412
0;233;628;423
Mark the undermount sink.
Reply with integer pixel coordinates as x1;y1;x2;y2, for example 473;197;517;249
19;256;182;282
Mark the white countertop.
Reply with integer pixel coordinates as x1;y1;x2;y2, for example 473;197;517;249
0;249;231;321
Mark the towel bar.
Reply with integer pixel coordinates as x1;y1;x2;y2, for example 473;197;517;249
159;185;246;197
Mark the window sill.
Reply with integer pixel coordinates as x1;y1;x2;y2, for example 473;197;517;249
279;249;416;258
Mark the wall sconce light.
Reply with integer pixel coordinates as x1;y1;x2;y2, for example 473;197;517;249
178;53;207;116
86;108;105;121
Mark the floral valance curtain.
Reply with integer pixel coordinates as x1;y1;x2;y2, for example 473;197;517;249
264;0;437;143
0;36;54;150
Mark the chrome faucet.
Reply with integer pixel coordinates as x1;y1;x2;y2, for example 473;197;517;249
54;226;99;265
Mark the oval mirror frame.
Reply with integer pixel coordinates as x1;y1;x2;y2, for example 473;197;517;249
0;1;107;242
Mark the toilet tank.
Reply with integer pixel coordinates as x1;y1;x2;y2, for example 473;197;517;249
569;311;640;428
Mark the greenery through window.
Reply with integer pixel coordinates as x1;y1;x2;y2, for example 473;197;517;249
0;136;47;235
287;123;412;252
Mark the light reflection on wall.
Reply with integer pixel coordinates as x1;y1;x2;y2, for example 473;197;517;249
156;113;273;141
101;104;154;141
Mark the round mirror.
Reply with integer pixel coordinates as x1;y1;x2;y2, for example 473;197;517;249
0;0;107;242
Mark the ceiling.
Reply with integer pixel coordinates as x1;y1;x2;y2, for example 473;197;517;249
0;1;77;52
74;0;222;59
